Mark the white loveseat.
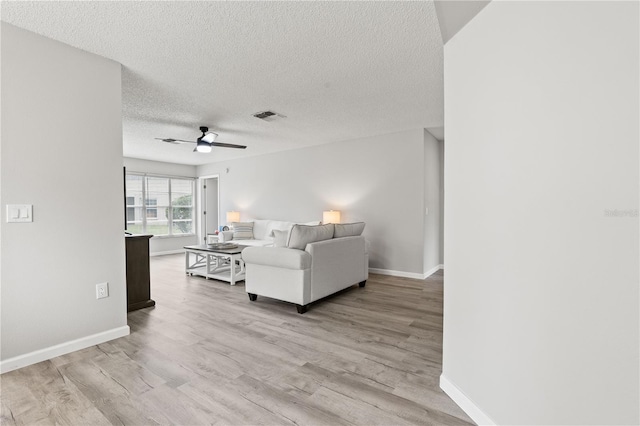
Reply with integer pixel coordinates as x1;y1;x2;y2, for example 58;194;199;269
217;219;320;247
241;223;368;313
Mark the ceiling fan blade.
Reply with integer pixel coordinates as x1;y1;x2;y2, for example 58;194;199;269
211;142;247;149
155;137;180;144
155;137;195;144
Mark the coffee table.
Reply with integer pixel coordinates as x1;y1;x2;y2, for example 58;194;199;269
184;244;246;285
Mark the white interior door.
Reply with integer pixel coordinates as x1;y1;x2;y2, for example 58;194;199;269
201;176;219;242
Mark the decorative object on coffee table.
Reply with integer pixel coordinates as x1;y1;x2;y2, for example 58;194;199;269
207;242;239;250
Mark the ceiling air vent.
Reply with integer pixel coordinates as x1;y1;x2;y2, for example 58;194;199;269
253;110;285;122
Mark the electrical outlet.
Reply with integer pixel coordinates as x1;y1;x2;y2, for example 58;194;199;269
96;282;109;299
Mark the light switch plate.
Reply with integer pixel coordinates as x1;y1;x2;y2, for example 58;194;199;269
6;205;33;223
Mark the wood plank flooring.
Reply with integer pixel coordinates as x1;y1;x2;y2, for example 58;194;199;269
1;254;473;425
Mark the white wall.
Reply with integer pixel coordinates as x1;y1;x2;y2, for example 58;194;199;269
442;2;639;425
1;24;128;370
423;130;442;273
123;157;198;254
198;129;431;275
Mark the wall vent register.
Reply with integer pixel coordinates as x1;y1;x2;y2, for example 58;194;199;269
253;110;286;121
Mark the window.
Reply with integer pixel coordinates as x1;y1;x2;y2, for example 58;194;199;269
145;198;158;219
125;173;195;236
126;196;136;221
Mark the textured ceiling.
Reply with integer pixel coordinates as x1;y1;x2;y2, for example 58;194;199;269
2;1;444;165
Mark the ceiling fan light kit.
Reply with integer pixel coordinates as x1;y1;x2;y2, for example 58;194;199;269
196;139;212;153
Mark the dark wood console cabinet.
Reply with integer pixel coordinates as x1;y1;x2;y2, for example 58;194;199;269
125;234;155;312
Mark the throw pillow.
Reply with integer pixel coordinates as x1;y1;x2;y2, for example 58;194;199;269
287;224;334;250
232;222;254;240
334;222;365;238
272;229;288;247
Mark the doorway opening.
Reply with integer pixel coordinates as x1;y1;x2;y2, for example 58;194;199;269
200;175;219;243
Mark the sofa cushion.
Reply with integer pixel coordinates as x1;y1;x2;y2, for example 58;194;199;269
237;240;273;247
287;224;334;250
250;219;297;241
302;221;321;226
242;247;312;270
272;229;289;247
232;222;254;240
334;222;365;238
252;220;271;241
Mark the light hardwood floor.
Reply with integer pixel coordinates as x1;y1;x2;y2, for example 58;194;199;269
1;254;473;425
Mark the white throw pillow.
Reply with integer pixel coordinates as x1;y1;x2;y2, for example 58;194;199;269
232;222;254;240
287;224;334;250
252;219;271;240
272;229;289;247
333;222;365;238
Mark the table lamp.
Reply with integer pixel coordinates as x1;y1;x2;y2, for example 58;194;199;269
323;210;341;224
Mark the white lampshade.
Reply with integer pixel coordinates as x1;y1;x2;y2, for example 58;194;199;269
323;210;341;224
226;211;240;223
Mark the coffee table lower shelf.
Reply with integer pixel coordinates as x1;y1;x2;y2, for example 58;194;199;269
184;245;246;286
186;264;245;283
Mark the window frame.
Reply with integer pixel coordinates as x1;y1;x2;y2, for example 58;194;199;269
125;172;196;238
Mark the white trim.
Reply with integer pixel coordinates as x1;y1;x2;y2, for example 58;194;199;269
151;234;197;240
368;268;425;280
369;264;444;280
440;374;497;426
423;264;444;278
0;326;130;374
198;174;220;244
150;249;184;257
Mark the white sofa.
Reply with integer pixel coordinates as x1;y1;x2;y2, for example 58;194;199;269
241;223;368;313
216;219;320;247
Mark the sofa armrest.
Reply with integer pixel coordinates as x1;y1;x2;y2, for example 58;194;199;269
305;236;367;301
242;247;311;270
219;230;234;242
305;236;365;267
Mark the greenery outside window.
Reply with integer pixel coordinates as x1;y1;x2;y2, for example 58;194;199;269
125;173;195;237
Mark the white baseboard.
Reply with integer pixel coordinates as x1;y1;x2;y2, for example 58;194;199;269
0;325;130;374
424;264;444;278
368;268;425;280
150;249;184;257
369;264;444;280
440;374;496;426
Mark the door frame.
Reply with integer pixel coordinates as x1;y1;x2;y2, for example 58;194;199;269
198;174;220;244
